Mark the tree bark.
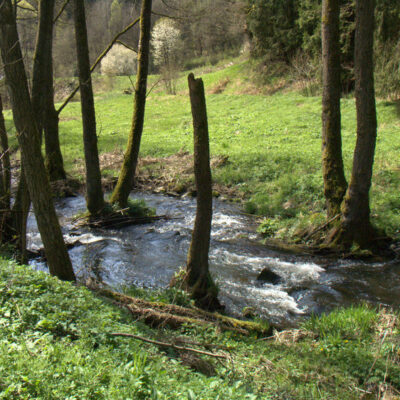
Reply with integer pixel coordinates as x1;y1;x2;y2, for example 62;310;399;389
44;106;66;181
10;169;30;264
73;0;105;215
32;0;66;181
0;96;10;210
110;0;152;208
184;73;220;311
0;95;29;262
0;0;75;281
321;0;347;219
333;0;378;248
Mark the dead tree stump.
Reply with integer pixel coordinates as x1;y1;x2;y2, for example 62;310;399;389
184;73;221;311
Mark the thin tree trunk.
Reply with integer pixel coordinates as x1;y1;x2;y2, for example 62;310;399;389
11;169;30;264
73;0;104;215
321;0;347;219
0;0;75;280
32;0;66;181
110;0;152;208
31;0;53;134
44;105;66;181
334;0;378;248
0;95;10;210
184;73;220;311
0;95;29;261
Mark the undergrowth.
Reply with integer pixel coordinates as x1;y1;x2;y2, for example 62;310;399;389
0;260;399;399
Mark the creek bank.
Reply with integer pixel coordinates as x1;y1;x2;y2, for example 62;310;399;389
27;191;400;328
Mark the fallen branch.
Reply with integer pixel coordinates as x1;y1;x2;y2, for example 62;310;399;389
72;212;169;229
92;287;269;336
110;332;228;359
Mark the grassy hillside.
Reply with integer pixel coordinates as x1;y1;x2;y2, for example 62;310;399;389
1;260;399;399
4;59;400;241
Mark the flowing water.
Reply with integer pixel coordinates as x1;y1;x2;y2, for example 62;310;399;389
28;192;400;327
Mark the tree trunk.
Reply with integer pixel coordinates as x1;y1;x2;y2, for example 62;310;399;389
321;0;347;219
110;0;152;208
32;0;66;181
0;0;75;281
0;95;29;262
10;169;30;264
44;106;66;181
184;73;220;311
0;96;10;210
331;0;378;248
73;0;105;215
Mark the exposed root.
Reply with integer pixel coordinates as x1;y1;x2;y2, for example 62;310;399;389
324;222;393;257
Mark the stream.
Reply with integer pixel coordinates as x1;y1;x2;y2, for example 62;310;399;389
28;192;400;327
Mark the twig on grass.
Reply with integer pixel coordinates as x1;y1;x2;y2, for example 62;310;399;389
110;332;228;359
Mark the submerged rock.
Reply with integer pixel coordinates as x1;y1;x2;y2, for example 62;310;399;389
256;268;282;285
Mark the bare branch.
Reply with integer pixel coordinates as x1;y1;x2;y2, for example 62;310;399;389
110;332;229;359
151;10;184;21
16;4;37;13
57;16;140;115
54;0;70;23
146;76;163;97
115;40;137;53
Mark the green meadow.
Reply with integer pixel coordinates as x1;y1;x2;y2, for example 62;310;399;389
1;260;399;399
5;59;400;240
83;62;400;240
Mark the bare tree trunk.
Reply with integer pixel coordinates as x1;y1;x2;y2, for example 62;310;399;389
321;0;347;219
73;0;105;215
110;0;152;208
0;96;10;210
0;0;75;280
44;105;66;181
32;0;66;181
11;169;30;264
329;0;379;249
0;95;29;262
184;73;220;311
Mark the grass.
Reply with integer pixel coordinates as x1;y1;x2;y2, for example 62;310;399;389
4;58;400;242
1;259;399;399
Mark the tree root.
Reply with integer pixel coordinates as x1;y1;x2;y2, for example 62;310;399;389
323;222;394;258
91;286;270;336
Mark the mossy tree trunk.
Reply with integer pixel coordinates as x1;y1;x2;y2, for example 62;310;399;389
0;0;75;281
110;0;152;208
73;0;105;215
330;0;378;249
321;0;347;219
184;73;220;311
32;0;66;181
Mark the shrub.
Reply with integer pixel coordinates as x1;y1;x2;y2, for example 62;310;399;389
101;44;137;76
